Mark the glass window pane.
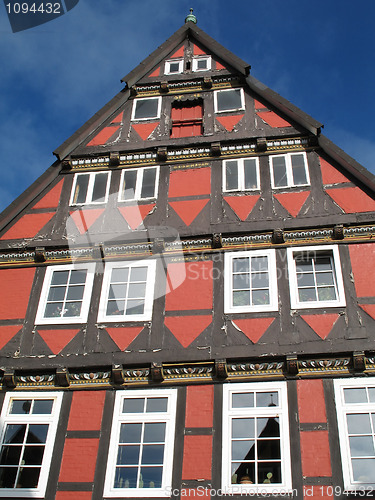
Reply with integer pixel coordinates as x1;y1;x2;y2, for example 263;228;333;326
244;159;258;189
251;272;269;289
232;462;255;485
317;287;337;302
252;289;270;305
0;467;17;488
291;154;308;185
23;446;45;465
232;440;255;461
66;285;85;301
233;290;250;306
315;257;332;272
369;388;375;403
63;302;82;317
295;260;313;273
51;270;69;286
73;175;89;204
69;270;87;285
128;283;146;299
349;436;375;457
106;300;125;316
121;170;137;200
146;398;168;413
272;157;287;187
352;458;375;482
91;173;108;202
233;274;250;290
4;424;26;444
17;467;40;488
169;62;180;73
0;445;22;465
10;400;32;415
232;418;255;439
257;417;280;437
258;440;281;460
344;388;368;404
27;424;49;444
144;423;165;443
251;256;268;272
44;302;64;318
140;466;163;488
197;59;207;70
257;462;281;484
347;414;372;434
297;273;315;287
123;399;145;414
125;300;145;316
119;423;142;443
141;444;165;464
232;393;254;408
117;445;140;465
109;284;127;300
114;467;138;488
298;288;317;302
233;258;249;273
225;161;239;191
134;98;159;120
130;267;148;282
256;392;279;407
217;89;242;112
140;168;157;199
111;268;129;283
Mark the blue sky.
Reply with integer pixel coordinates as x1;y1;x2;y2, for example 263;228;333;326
0;0;374;213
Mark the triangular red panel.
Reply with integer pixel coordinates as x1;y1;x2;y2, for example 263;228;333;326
359;305;375;321
320;158;350;184
216;114;244;131
33;180;63;209
224;195;260;220
232;318;275;344
301;314;339;340
39;329;78;354
111;112;123;124
169;167;211;197
274;191;310;217
165;315;212;348
215;61;225;70
193;44;206;56
106;327;144;351
326;187;375;213
132;122;159;140
69;209;105;235
170;46;184;58
148;67;160;77
254;99;267;110
169;199;209;226
0;212;55;240
86;126;120;147
0;326;21;350
257;111;291;128
118;204;155;230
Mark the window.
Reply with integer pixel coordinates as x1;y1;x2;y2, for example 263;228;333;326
224;250;278;313
104;389;177;497
214;88;245;113
269;153;310;188
118;167;159;202
0;392;62;498
192;56;211;72
223;157;260;192
165;59;183;75
70;171;111;205
170;100;203;138
98;260;156;322
287;245;346;309
131;97;161;121
334;379;375;491
222;382;292;494
35;263;95;325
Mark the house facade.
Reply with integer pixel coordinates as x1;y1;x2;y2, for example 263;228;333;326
0;13;375;500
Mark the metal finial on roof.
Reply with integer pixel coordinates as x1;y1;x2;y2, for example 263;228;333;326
185;8;197;24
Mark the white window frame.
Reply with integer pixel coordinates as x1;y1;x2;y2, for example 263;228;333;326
223;157;260;192
0;392;63;498
131;97;161;121
224;249;278;314
222;381;292;495
214;88;245;113
104;388;177;498
192;56;212;72
164;59;184;75
269;152;310;189
35;263;95;325
334;378;375;491
118;166;160;202
287;245;346;309
69;171;111;206
98;260;156;323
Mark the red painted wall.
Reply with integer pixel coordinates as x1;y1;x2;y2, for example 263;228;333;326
67;391;106;431
185;385;213;428
182;435;212;480
349;243;375;297
0;267;35;320
56;493;92;500
0;213;54;240
169;167;211;197
297;379;327;423
300;431;332;477
58;438;100;482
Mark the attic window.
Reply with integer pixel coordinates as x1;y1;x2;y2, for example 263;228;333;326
171;100;203;138
192;56;211;72
215;88;245;113
131;97;161;121
165;59;184;75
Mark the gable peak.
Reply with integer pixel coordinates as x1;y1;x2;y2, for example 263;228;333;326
185;8;197;24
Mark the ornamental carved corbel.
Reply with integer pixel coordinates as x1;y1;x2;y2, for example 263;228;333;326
353;351;366;372
151;362;164;382
55;368;70;387
286;355;299;375
112;364;125;385
215;359;228;379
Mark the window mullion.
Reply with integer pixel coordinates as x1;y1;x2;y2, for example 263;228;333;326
60;270;71;318
135;170;143;200
239;159;245;191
